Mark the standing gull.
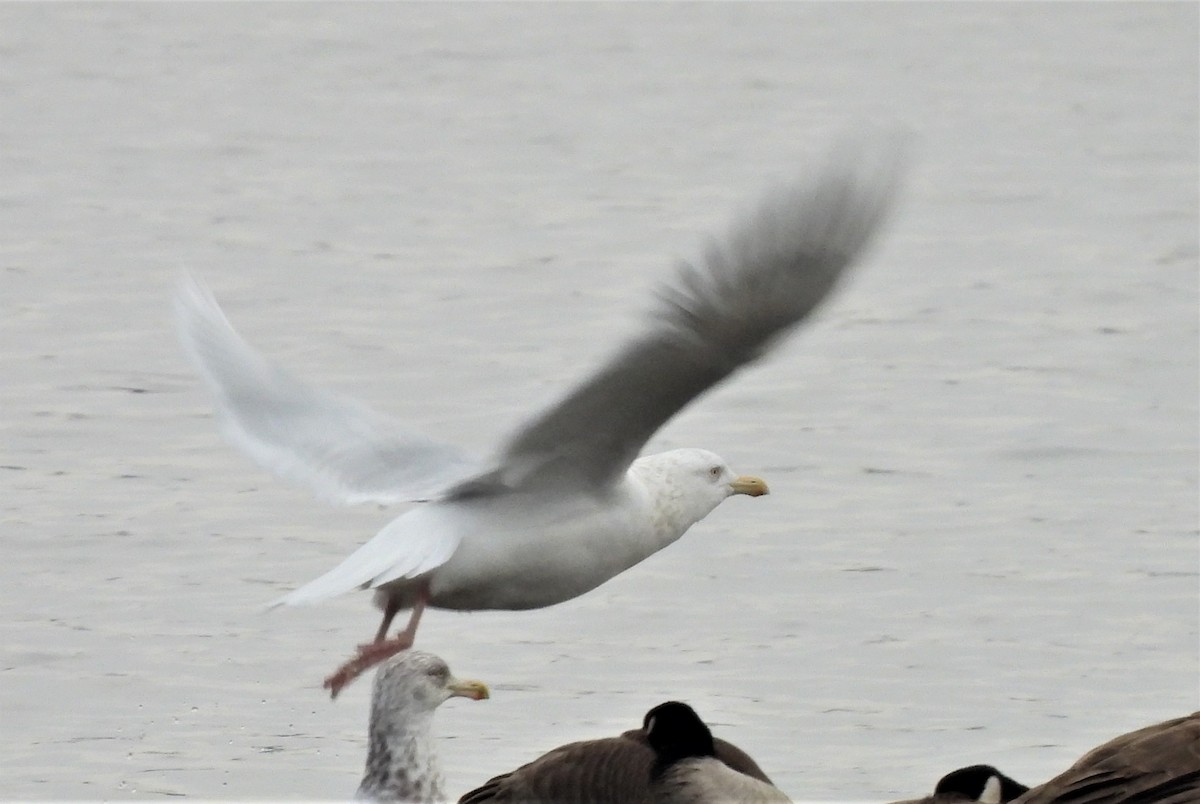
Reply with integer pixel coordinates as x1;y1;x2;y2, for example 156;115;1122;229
357;650;488;803
176;136;904;696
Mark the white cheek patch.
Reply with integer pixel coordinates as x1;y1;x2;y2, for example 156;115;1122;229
979;774;1002;804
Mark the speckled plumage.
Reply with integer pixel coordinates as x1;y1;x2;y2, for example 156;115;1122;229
355;651;488;804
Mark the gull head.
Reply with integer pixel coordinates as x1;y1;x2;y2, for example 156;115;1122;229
631;448;769;535
371;651;490;715
360;651;488;803
646;447;768;498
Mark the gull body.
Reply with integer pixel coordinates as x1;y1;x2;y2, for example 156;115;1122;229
283;448;762;614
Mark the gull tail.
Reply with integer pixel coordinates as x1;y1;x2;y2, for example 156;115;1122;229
269;510;461;607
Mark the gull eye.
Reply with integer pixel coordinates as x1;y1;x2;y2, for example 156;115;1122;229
708;466;722;479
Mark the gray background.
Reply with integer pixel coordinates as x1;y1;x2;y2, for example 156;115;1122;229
2;3;1196;801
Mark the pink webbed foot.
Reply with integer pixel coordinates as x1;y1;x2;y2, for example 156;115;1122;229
323;634;415;699
323;585;429;699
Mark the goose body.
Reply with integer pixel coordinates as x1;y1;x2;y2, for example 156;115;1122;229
458;701;777;804
1012;712;1200;804
644;701;791;803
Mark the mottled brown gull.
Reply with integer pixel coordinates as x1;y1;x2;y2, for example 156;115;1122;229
356;650;488;804
175;134;904;697
457;700;777;804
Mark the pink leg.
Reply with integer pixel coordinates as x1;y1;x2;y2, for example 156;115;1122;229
323;585;429;699
370;597;401;645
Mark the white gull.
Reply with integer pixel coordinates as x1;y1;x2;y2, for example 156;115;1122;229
175;135;905;696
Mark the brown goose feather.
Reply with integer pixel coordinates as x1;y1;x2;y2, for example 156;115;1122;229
1012;712;1200;804
458;725;772;803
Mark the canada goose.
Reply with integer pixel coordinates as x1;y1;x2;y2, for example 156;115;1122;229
175;135;903;697
355;651;488;803
891;764;1029;803
458;700;777;803
1009;711;1200;804
645;701;792;803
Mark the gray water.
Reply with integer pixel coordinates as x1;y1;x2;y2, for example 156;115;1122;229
2;3;1196;801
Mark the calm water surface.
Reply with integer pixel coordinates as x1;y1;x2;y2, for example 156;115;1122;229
2;4;1196;801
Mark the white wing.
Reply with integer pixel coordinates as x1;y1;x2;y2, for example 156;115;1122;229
270;506;459;606
175;273;480;505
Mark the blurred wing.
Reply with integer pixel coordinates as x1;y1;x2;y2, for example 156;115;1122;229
491;134;906;491
175;274;480;505
270;508;459;606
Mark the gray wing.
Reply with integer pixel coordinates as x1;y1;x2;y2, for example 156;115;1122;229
457;731;774;804
174;273;480;505
490;134;905;491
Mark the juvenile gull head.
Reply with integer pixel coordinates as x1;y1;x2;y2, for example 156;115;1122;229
356;650;488;804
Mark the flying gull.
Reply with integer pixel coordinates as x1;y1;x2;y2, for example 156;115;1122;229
175;135;904;696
